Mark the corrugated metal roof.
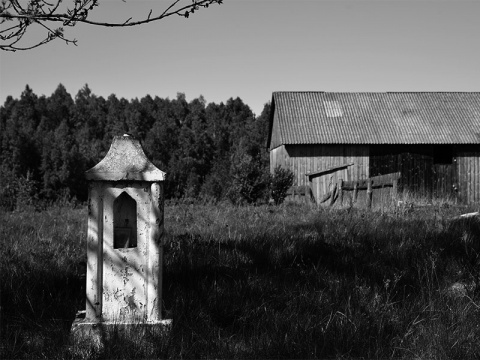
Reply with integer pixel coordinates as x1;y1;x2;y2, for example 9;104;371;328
270;92;480;146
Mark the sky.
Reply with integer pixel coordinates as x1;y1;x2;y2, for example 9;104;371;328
1;0;480;116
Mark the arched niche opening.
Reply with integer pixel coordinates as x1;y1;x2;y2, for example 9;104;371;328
113;192;137;249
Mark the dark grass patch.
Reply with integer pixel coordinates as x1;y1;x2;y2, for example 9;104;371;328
2;203;480;359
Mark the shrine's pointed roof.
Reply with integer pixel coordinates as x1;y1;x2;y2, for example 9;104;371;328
86;134;165;181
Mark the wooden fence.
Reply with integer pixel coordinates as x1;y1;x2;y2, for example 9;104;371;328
320;172;401;208
286;172;401;209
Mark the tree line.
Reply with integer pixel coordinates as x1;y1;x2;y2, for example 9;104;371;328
0;84;295;210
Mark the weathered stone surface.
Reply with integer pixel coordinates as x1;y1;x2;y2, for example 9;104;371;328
70;313;172;352
85;134;165;181
73;134;171;344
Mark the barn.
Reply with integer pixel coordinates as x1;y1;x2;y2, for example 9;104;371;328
267;92;480;205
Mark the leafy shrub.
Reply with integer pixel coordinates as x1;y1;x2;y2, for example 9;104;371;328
0;167;38;211
270;165;294;205
227;154;270;204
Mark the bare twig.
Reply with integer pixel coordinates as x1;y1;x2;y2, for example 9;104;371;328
0;0;223;51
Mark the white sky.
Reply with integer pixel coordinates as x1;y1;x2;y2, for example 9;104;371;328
1;0;479;116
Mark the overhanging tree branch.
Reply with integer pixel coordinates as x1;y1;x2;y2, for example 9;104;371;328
0;0;223;51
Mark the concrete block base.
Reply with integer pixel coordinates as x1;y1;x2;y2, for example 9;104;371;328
70;311;172;352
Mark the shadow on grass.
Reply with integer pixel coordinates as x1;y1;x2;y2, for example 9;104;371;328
1;254;85;359
160;214;480;358
3;208;480;359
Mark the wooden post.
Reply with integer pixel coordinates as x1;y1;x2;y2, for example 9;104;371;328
329;183;337;207
338;179;343;206
392;179;398;203
367;180;372;209
353;182;358;203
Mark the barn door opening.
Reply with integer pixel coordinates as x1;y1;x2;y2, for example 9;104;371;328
432;145;457;201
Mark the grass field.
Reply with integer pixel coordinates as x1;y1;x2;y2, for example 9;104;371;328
2;201;480;359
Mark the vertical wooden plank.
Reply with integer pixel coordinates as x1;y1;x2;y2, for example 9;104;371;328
463;151;468;204
338;179;343;205
360;146;365;179
318;145;323;200
296;146;301;187
329;183;337;207
458;151;465;203
365;145;370;179
350;145;355;181
317;176;321;204
359;145;363;180
336;145;341;167
466;152;470;203
313;145;319;203
472;153;476;203
350;145;355;180
361;145;366;179
305;146;310;187
474;153;477;203
360;146;364;179
311;144;315;172
456;151;461;203
274;147;279;170
421;151;426;197
297;146;302;187
393;179;398;202
328;145;333;169
279;146;283;170
295;146;300;187
269;149;272;174
284;145;289;171
276;146;280;169
367;180;372;209
476;152;480;203
321;146;327;195
305;146;310;183
270;149;275;174
468;152;473;204
333;145;338;169
353;182;358;203
472;152;476;203
289;146;295;186
477;152;480;203
300;146;306;187
345;145;350;181
473;153;476;203
294;146;299;187
270;148;275;173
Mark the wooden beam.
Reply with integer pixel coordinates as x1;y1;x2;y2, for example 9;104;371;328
329;183;337;206
343;172;401;190
305;163;354;178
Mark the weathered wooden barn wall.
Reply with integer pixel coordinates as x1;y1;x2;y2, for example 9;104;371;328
370;144;480;203
268;92;480;205
272;143;480;204
457;146;480;204
270;144;369;202
371;145;448;198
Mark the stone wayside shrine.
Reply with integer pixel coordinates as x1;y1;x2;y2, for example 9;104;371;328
71;134;171;344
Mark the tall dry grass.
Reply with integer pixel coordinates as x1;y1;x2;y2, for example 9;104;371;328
1;200;480;359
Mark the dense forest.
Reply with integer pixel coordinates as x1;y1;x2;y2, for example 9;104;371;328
0;84;277;210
